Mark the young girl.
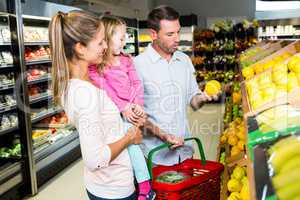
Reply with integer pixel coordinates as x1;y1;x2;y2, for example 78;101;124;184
49;10;143;200
88;16;155;200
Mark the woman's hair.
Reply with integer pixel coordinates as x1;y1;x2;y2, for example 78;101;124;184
98;15;126;71
147;5;179;32
49;10;102;105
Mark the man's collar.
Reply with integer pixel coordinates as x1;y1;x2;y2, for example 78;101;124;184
146;44;182;63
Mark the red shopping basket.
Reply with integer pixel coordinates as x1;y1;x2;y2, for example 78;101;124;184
147;137;224;200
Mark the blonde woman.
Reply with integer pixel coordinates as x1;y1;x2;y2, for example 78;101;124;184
88;16;156;200
49;10;142;200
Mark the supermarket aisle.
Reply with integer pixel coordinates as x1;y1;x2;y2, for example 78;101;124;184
25;103;223;200
188;103;224;161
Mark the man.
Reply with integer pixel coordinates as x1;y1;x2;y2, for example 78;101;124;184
134;5;219;166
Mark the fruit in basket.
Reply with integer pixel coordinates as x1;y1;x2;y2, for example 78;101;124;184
227;179;242;192
156;171;188;184
232;166;245;180
204;80;221;95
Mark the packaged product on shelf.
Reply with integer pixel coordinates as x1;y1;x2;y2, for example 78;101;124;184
0;52;13;64
0;73;14;85
0;26;11;42
24;26;49;42
0;113;17;130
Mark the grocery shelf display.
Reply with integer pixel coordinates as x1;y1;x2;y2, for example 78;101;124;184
217;38;300;200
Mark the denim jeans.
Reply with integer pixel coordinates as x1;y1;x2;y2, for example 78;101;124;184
86;190;137;200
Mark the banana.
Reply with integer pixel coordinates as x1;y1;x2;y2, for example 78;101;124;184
270;140;300;172
272;166;300;189
276;179;300;200
280;156;300;173
268;136;299;155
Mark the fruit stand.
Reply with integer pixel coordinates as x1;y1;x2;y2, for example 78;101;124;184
218;39;300;200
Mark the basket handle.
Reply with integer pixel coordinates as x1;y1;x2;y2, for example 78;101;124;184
147;137;206;180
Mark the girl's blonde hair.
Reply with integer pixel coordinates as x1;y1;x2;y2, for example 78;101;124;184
99;16;126;71
49;10;102;105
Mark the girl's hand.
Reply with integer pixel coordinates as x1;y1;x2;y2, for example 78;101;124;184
122;105;142;126
132;104;146;118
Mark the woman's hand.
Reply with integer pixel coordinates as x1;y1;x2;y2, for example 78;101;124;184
126;126;143;145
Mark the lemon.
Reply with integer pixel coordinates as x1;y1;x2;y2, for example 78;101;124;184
231;146;241;156
232;166;246;180
242;67;254;80
272;70;288;86
261;84;276;101
288;55;300;72
258;72;272;86
240;181;250;200
220;135;227;144
288;72;300;92
227;179;242;192
228;135;238;146
272;62;288;72
205;80;221;95
227;192;241;200
254;64;264;74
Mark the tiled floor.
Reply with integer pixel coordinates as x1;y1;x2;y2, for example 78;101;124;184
25;104;224;200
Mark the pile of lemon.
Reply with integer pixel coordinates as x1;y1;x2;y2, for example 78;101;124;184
227;165;250;200
242;52;293;80
220;118;246;157
245;54;300;110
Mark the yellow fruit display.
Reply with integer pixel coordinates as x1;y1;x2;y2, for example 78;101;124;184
231;146;241;156
240;182;250;200
232;166;246;180
242;67;254;80
227;179;242;192
227;192;241;200
228;135;238;146
288;55;300;73
205;80;221;95
272;70;288;87
258;72;272;86
232;92;242;104
220;135;227;144
261;84;276;100
272;63;288;73
254;64;264;74
287;72;300;92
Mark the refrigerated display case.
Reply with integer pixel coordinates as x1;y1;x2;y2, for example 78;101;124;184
0;1;81;199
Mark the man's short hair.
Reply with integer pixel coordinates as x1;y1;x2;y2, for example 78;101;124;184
147;5;179;32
